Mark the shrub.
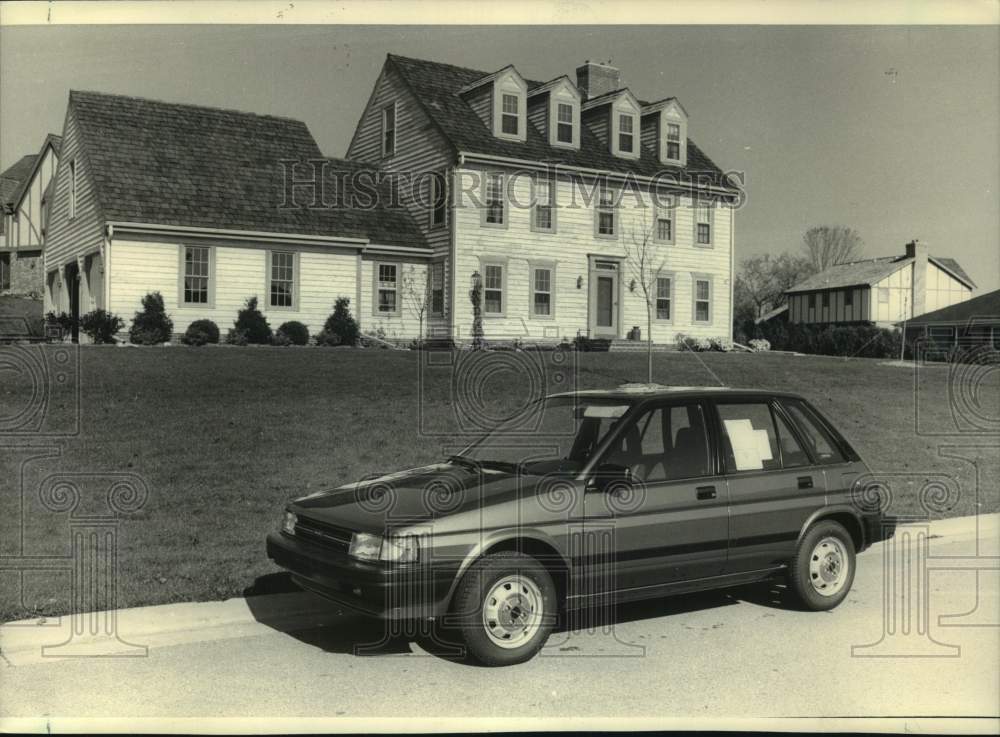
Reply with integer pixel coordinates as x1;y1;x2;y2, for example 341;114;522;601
320;297;359;347
753;321;902;359
45;311;77;337
182;319;220;346
232;296;271;344
129;292;174;345
225;328;249;346
749;338;771;352
79;309;125;344
276;320;309;346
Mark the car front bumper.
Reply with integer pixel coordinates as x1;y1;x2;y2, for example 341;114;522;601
265;531;457;620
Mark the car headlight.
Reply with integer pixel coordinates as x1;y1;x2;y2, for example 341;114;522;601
282;511;297;535
348;533;419;563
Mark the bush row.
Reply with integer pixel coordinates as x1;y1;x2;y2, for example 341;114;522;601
746;320;903;359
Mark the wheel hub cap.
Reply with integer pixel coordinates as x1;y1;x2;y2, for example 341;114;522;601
809;537;849;597
482;575;543;649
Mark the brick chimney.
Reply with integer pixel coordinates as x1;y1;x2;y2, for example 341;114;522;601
576;60;622;100
905;239;928;319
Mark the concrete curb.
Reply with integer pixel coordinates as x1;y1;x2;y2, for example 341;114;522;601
2;513;996;667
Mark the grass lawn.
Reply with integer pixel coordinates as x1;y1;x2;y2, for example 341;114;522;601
1;345;997;621
0;294;44;337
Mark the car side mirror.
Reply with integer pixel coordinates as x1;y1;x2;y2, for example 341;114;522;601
589;463;633;493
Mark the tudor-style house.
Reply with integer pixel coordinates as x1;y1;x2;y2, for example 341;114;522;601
784;240;974;327
1;134;61;295
346;54;741;343
43;90;429;339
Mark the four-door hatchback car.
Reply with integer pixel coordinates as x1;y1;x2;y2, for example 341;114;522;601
267;385;895;666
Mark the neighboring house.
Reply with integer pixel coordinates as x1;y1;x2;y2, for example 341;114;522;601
1;134;62;296
785;240;974;327
44;91;428;339
899;287;1000;356
1;153;39;292
345;54;741;343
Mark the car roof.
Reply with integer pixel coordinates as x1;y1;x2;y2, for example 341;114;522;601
546;384;805;402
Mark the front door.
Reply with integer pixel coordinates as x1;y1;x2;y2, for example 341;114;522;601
589;260;619;338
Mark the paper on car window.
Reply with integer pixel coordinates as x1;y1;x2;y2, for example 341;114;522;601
724;419;772;470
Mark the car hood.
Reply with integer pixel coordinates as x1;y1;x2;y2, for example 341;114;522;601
289;463;542;533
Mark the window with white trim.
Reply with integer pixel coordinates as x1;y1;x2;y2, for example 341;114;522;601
483;263;504;314
656;276;672;320
381;104;396;157
377;263;398;313
596;181;616;237
556;103;574;144
694;277;711;322
665;122;682;162
618;113;635;154
183;246;210;304
533;178;554;232
531;266;553;317
484;172;505;226
429;262;444;317
269;251;295;308
501;94;520;136
696;203;712;245
430;172;446;228
655;202;674;243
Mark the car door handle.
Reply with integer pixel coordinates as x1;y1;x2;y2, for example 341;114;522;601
696;485;717;500
798;476;814;489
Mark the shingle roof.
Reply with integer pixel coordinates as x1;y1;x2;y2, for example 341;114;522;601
903;288;1000;326
1;154;38;235
69;90;426;248
786;252;975;294
386;54;733;188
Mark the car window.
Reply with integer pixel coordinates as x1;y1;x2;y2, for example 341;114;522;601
605;403;711;482
716;402;781;473
773;410;809;468
782;399;846;465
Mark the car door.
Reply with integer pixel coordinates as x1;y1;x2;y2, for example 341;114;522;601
713;398;828;574
583;399;729;593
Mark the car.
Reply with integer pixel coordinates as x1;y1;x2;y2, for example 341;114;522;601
266;384;895;666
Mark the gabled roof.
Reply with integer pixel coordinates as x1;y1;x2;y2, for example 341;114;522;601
527;75;579;98
902;288;1000;327
580;87;640;112
786;252;975;294
385;54;732;188
68;90;426;249
1;154;37;206
9;133;63;212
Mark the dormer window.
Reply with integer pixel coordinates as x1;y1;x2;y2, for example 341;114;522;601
539;77;581;149
557;103;574;144
618;113;635;154
501;94;520;136
666;123;681;161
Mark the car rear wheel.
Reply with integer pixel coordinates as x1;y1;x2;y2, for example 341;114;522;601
450;551;556;666
789;520;856;611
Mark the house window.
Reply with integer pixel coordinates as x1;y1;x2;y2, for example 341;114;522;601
655;206;674;243
484;172;505;226
844;290;854;307
656;276;672;320
666;123;681;161
618;113;635;154
501;94;520;136
533;178;554;232
696;203;712;245
878;287;890;304
822;291;830;309
377;263;398;313
483;263;504;314
596;181;616;237
269;251;295;308
381;104;396;157
68;160;77;218
556;103;574;144
430;172;446;228
429;262;445;317
0;254;10;292
531;266;553;317
808;293;816;310
183;246;211;304
694;277;711;323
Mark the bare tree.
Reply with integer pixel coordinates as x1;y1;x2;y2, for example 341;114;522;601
622;213;668;384
802;226;863;272
401;264;430;344
736;252;816;319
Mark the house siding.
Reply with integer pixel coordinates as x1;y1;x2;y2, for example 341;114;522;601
925;261;971;314
360;256;430;340
451;164;732;343
107;238;359;336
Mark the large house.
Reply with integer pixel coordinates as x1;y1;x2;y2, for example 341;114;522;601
784;240;974;327
1;134;61;296
43;54;739;343
346;54;740;343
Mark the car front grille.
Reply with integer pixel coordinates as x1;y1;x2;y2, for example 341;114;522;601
294;516;352;553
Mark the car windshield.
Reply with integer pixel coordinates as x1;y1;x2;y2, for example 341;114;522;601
451;397;633;476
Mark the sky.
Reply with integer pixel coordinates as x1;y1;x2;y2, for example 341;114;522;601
1;24;997;293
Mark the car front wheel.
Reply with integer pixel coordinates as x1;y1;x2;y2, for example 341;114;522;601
450;551;556;666
789;520;856;611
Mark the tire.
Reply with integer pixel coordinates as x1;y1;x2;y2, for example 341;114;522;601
450;551;557;666
788;520;856;611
